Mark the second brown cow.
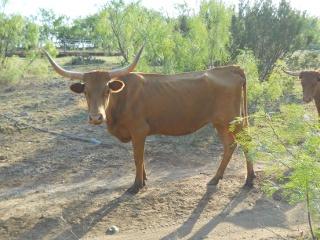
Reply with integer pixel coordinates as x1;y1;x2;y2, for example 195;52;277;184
283;68;320;117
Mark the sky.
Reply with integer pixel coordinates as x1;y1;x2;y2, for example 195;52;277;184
2;0;320;19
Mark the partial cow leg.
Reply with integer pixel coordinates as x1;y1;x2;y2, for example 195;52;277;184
128;128;148;194
244;156;255;187
143;163;147;182
234;124;255;187
313;90;320;120
209;124;237;185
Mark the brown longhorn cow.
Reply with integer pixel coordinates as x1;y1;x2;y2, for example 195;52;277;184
282;69;320;117
43;44;255;193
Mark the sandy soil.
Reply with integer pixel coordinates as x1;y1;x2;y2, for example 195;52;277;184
0;69;309;240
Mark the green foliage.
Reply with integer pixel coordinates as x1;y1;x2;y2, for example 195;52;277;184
69;55;105;65
199;0;232;66
1;0;313;80
286;50;320;71
94;0;234;73
43;41;59;57
136;10;176;73
235;49;295;112
37;8;59;41
0;14;24;62
262;60;294;102
0;56;23;84
168;0;233;72
0;12;39;84
233;105;320;239
230;0;317;81
235;49;262;105
96;0;145;64
307;19;320;50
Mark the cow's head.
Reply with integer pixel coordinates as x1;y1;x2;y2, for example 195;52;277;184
43;44;145;125
282;69;320;103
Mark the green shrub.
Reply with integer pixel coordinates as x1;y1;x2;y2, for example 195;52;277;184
235;50;295;112
233;104;320;239
286;50;320;71
0;56;23;84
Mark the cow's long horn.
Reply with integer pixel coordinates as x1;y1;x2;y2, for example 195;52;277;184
42;49;84;80
109;43;146;79
282;68;300;77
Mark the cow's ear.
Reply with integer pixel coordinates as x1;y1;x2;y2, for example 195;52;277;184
69;82;85;94
107;80;125;93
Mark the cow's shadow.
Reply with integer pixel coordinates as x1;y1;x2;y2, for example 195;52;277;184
16;191;132;240
16;180;292;240
53;192;130;240
160;183;290;240
160;184;220;240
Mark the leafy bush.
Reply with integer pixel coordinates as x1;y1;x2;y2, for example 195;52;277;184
235;49;262;106
234;104;320;239
43;41;59;57
0;56;23;84
235;50;295;112
286;50;320;71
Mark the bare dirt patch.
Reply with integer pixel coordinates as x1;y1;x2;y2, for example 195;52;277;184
0;67;309;239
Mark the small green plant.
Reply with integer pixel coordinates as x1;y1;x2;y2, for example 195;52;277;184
233;105;320;239
69;54;105;65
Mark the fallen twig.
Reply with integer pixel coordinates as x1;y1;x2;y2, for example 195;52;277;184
0;113;101;144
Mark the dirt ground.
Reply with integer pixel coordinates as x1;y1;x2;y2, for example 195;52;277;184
0;63;310;240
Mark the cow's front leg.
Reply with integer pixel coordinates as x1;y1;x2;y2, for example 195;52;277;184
314;91;320;120
127;129;148;194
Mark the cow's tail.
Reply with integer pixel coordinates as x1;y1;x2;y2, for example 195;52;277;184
243;78;249;127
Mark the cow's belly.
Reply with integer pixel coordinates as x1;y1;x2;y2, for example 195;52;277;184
148;114;211;136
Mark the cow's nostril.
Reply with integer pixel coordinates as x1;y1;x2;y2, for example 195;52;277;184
303;97;312;103
89;114;103;124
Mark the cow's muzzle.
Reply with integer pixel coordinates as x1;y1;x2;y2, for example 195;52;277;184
89;114;103;125
303;97;313;103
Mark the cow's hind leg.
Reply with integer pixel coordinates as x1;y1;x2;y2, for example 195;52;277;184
209;124;237;185
244;155;255;187
236;127;255;187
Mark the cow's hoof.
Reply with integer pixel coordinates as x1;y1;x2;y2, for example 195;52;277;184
207;178;220;186
244;181;254;188
244;172;255;188
127;183;144;194
126;186;139;194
